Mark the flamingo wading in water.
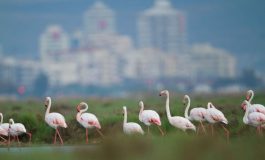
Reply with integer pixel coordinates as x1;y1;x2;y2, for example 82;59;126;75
139;101;164;136
123;106;144;135
183;95;207;134
76;102;104;143
44;97;67;145
242;100;265;135
205;102;229;141
159;90;196;132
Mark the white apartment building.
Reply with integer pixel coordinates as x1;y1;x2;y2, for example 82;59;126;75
83;1;116;48
190;43;236;79
138;0;187;54
0;57;40;90
40;25;70;60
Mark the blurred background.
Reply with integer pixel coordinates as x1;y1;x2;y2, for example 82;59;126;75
0;0;264;98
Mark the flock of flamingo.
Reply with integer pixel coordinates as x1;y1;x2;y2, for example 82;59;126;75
0;89;264;147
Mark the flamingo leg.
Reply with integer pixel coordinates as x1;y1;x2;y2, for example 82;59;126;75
26;132;32;144
259;126;263;136
8;134;10;150
256;126;262;136
211;124;214;136
157;126;165;136
16;136;21;147
221;125;229;142
56;128;64;145
96;128;104;138
196;125;200;135
200;121;206;134
53;129;57;144
86;128;88;144
147;126;150;135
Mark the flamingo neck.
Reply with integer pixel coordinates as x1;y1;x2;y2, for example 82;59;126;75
139;104;144;120
0;113;3;124
165;93;172;120
45;99;51;116
123;108;127;125
184;97;190;119
207;103;213;109
80;103;88;114
243;102;250;124
76;112;81;121
77;103;88;121
249;91;254;104
10;119;14;125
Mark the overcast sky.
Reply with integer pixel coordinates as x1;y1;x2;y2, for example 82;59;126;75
0;0;265;68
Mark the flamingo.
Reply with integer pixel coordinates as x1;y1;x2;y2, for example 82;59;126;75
0;113;9;132
159;90;196;132
183;95;207;134
0;113;9;144
8;118;31;146
76;102;104;143
242;100;265;135
205;102;229;141
139;101;164;136
44;97;67;145
242;90;265;114
123;106;144;135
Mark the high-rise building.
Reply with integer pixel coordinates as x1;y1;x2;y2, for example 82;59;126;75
83;1;116;48
39;25;70;60
190;43;237;79
138;0;186;54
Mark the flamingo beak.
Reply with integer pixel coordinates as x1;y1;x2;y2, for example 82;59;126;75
76;105;80;112
159;93;162;96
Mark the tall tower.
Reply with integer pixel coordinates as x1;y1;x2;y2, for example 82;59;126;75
83;0;116;48
138;0;186;54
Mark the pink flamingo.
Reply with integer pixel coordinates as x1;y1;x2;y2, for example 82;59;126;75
139;101;164;135
0;113;8;144
159;90;196;132
44;97;67;145
205;102;229;141
242;100;265;135
76;102;104;143
242;90;265;114
8;118;31;146
123;106;144;135
183;95;207;134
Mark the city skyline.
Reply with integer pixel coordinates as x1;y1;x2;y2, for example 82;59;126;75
0;0;264;73
0;0;260;96
38;0;236;87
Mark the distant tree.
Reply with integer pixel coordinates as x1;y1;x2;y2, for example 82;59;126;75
32;73;49;97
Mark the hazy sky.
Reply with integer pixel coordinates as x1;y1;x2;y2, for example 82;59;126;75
0;0;265;69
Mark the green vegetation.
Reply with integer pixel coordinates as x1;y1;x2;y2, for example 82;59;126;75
1;92;265;159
